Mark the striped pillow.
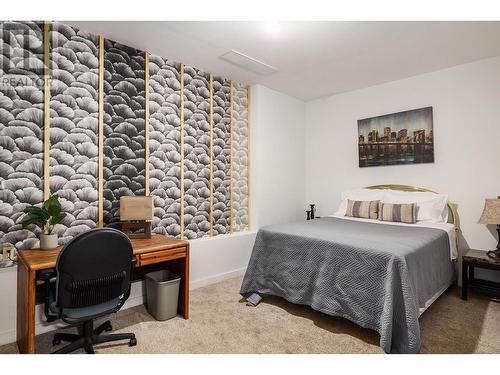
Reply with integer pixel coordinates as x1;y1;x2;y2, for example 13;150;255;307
379;202;416;224
345;199;379;219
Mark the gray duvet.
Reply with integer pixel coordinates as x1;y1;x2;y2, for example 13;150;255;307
240;217;455;354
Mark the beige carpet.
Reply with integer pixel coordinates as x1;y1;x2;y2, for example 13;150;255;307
1;276;499;354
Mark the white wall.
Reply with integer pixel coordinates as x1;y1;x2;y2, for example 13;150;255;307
0;267;17;346
305;56;500;255
250;85;307;228
0;84;307;347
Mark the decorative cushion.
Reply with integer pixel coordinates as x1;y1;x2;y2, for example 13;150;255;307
345;199;379;219
379;202;416;224
335;189;387;216
383;190;448;223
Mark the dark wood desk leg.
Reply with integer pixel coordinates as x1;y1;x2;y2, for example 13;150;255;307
180;245;189;319
17;257;36;354
167;245;190;319
462;261;468;301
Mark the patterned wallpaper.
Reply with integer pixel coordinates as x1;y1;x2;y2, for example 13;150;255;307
103;39;146;225
0;21;250;248
232;83;249;232
0;22;45;249
49;22;99;244
148;55;182;237
183;66;211;239
212;77;231;236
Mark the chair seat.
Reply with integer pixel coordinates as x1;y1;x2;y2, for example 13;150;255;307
50;298;121;320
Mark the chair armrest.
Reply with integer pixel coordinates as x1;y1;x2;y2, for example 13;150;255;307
121;257;137;304
39;269;59;322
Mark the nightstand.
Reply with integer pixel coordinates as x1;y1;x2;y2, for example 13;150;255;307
462;249;500;300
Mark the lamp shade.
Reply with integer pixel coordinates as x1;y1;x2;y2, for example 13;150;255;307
478;198;500;224
120;196;154;221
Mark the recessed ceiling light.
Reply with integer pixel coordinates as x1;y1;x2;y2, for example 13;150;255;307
265;21;283;36
219;50;278;76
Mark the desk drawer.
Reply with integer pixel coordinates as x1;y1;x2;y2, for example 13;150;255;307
137;247;187;266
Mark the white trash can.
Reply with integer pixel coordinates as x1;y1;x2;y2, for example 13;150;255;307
145;270;181;321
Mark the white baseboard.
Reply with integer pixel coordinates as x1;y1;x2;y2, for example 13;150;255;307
190;267;246;290
0;307;67;347
0;266;247;347
0;329;15;347
122;293;146;310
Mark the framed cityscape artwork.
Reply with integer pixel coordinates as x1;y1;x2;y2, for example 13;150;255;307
357;106;434;167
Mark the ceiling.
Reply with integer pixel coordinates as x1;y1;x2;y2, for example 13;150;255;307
68;21;500;101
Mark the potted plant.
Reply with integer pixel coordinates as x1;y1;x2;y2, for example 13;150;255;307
22;195;66;249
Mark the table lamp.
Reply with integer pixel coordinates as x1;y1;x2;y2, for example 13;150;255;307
478;197;500;259
120;196;154;239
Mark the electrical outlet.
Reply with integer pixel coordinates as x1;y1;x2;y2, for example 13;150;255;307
9;246;17;261
1;243;15;262
1;244;8;261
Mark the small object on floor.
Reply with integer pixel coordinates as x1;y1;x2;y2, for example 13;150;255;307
246;293;262;307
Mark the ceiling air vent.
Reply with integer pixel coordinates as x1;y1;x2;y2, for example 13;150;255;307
219;50;277;75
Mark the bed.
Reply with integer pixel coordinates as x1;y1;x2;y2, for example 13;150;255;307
240;185;458;354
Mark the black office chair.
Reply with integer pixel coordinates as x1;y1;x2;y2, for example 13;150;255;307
40;228;137;354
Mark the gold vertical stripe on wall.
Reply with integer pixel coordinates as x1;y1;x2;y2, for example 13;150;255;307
144;52;150;196
43;21;50;200
97;36;104;227
229;80;234;234
179;64;185;239
209;75;214;237
246;85;251;231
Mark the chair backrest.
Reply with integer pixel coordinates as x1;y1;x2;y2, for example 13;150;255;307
55;228;134;309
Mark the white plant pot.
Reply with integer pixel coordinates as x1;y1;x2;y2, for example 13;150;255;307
40;234;58;250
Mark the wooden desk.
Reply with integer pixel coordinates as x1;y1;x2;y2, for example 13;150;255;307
16;235;189;354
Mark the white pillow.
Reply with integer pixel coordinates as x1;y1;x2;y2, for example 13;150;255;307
382;190;448;223
335;189;387;216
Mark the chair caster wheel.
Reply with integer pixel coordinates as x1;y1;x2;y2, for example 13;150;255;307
52;338;61;346
129;337;137;347
104;324;112;332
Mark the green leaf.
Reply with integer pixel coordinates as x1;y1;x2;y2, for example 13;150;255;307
43;195;61;217
24;211;45;220
21;195;64;234
49;212;66;226
22;217;45;229
23;206;44;215
21;217;35;228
